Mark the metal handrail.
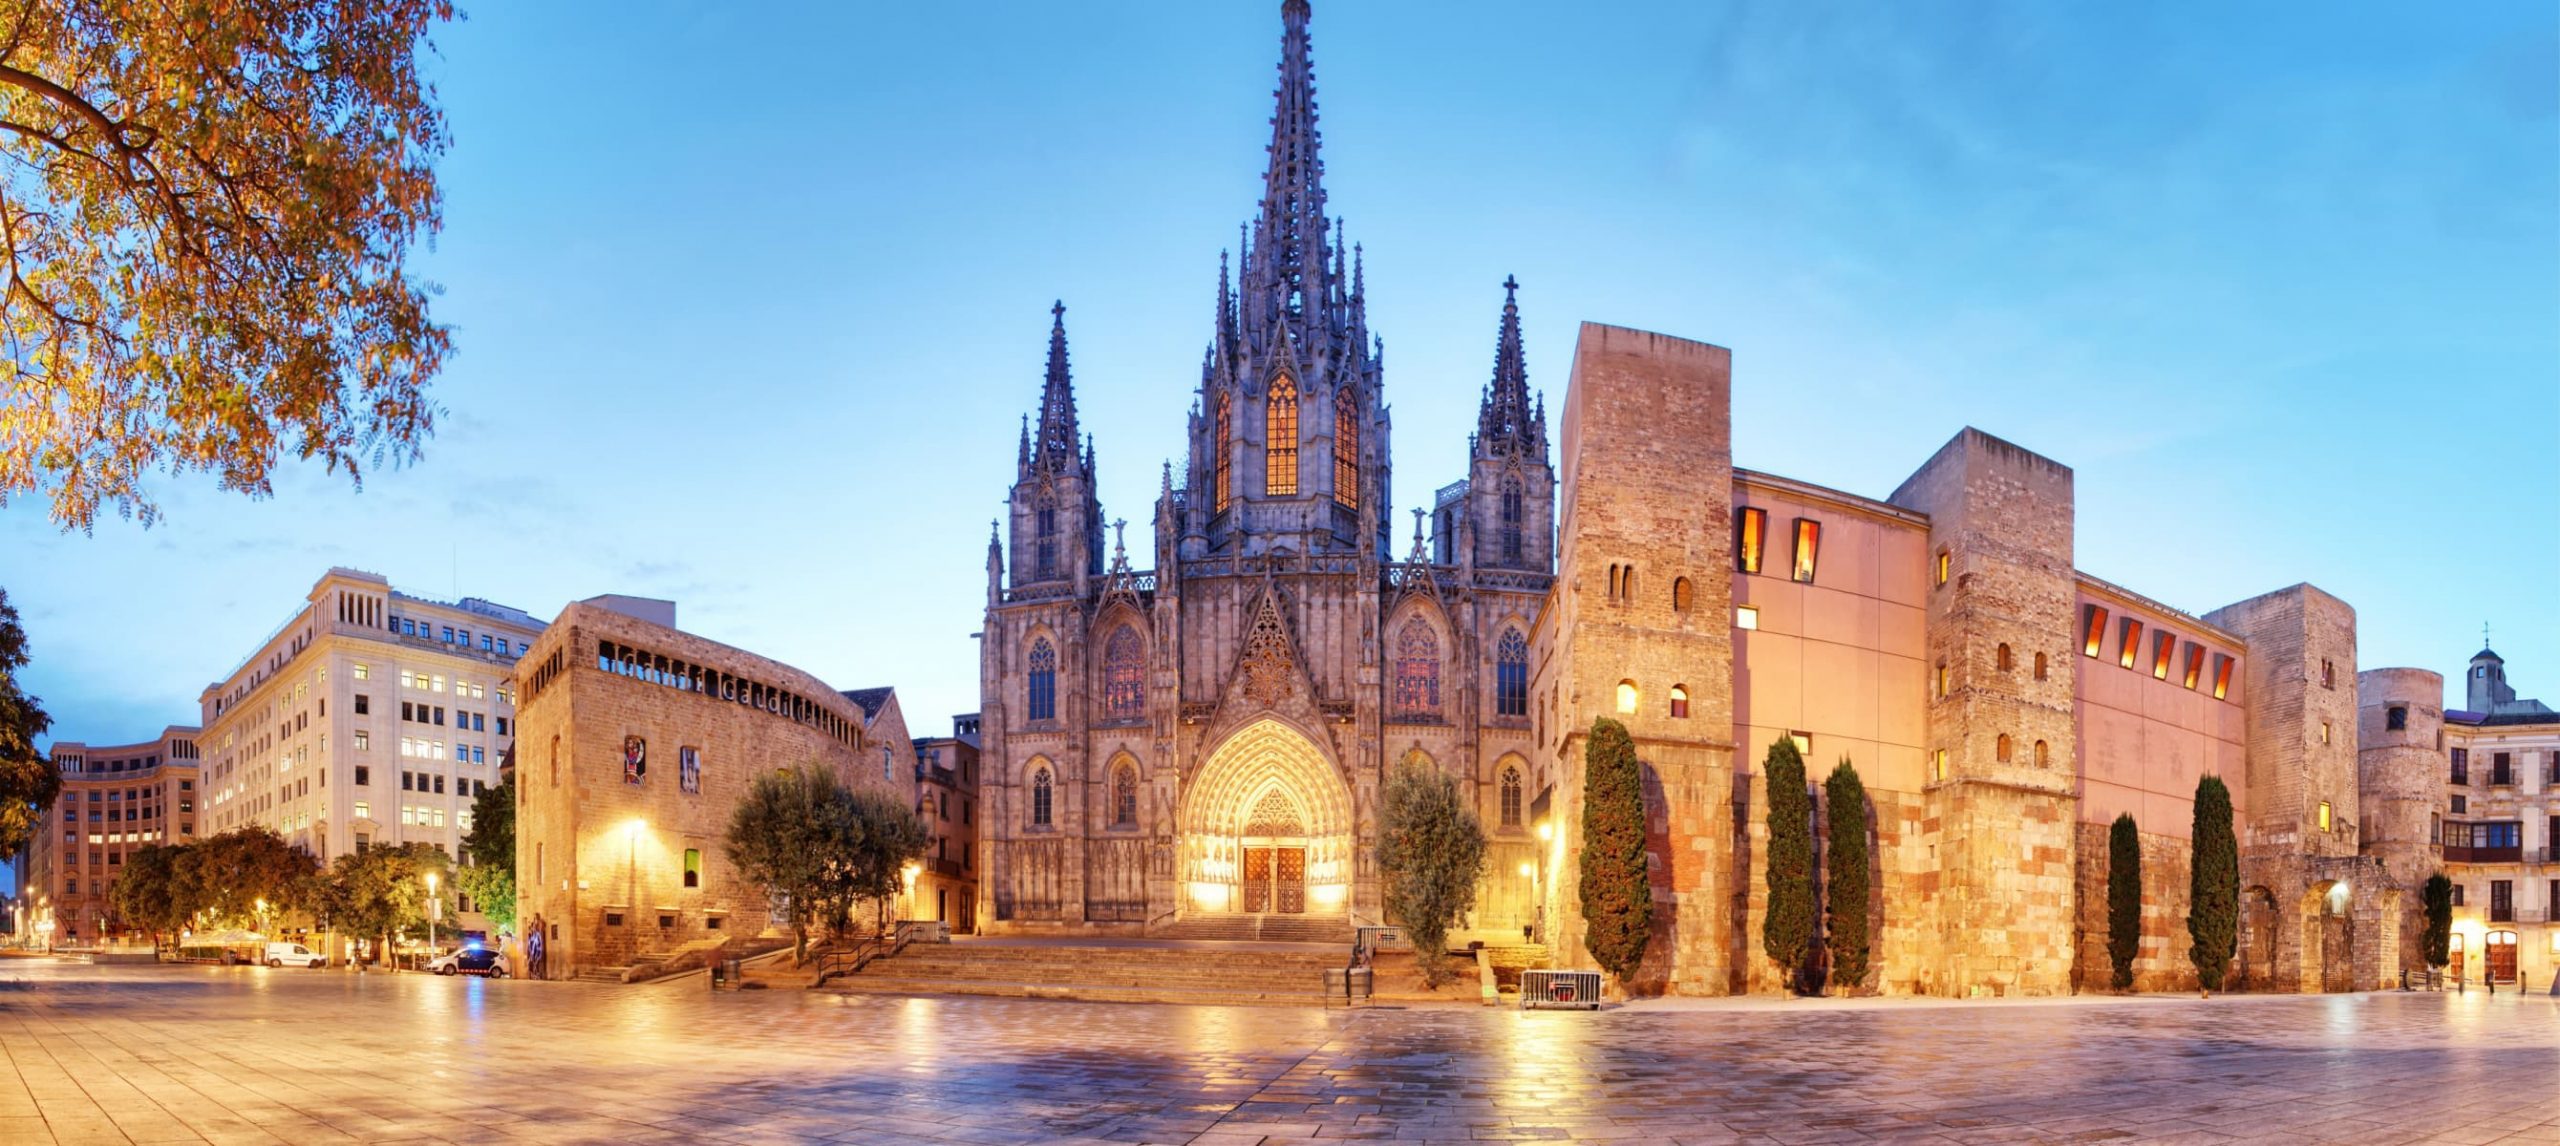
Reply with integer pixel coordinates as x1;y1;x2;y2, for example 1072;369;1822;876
809;921;919;987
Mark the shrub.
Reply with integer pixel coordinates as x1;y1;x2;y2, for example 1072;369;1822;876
1377;755;1488;988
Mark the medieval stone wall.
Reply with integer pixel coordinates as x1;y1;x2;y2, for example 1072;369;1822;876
2069;821;2200;993
2356;667;2447;978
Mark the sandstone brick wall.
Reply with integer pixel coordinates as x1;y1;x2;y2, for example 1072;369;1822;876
1542;322;1737;996
2070;821;2200;993
515;602;892;975
2356;667;2447;979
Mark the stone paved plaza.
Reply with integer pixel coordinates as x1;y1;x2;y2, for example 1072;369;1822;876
1;961;2556;1145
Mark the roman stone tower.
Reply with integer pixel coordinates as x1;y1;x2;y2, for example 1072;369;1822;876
1888;429;2081;997
1539;322;1737;996
2356;666;2444;982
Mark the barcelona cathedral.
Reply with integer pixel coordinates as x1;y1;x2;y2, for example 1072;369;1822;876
981;1;2454;998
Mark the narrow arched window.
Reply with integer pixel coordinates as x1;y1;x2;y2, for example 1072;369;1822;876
1393;618;1441;717
1997;643;2013;672
1031;767;1053;827
1670;684;1690;719
1112;762;1138;827
1673;577;1694;613
1500;477;1524;563
1334;387;1359;508
1495;628;1529;717
1997;733;2013;763
1266;386;1299;496
2034;739;2050;767
2034;652;2049;681
1034;497;1059;581
1500;766;1524;827
1616;680;1639;714
1027;638;1057;722
1213;391;1234;512
1102;626;1144;720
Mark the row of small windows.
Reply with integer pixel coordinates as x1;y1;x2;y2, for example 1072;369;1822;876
387;614;516;657
2079;604;2235;701
1209;385;1365;514
2449;749;2559;787
1734;508;1820;583
586;639;861;748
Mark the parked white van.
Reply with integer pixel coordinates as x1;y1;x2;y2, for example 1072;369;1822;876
262;942;327;969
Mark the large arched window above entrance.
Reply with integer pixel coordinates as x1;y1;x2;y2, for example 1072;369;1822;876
1112;760;1138;828
1102;626;1144;721
1500;766;1524;827
1030;765;1054;828
1392;618;1441;718
1027;638;1057;722
1495;628;1529;717
1266;387;1299;496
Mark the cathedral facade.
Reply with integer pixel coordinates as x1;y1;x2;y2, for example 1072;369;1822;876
979;0;1550;936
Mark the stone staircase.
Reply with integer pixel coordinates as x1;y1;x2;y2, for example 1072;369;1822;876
572;964;633;984
1150;912;1355;944
810;939;1355;1005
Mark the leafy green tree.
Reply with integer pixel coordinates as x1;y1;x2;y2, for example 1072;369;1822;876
457;775;516;929
1823;760;1870;994
1762;736;1815;990
0;0;460;530
2187;775;2239;993
2421;873;2454;972
847;788;931;938
109;842;193;945
727;764;849;961
323;842;447;964
0;589;57;857
1377;755;1488;988
2108;813;2143;992
188;826;318;930
1578;717;1650;982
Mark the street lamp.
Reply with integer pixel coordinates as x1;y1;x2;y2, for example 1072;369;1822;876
425;871;440;957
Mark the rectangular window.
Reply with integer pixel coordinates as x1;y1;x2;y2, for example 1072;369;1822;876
2491;880;2513;923
1735;507;1767;574
353;663;369;680
1933;748;1949;782
1734;605;1759;631
1789;518;1820;583
680;746;701;794
2212;654;2234;700
2151;631;2176;680
2492;752;2513;786
2451;747;2469;783
2182;643;2204;690
2317;801;2332;832
354;730;368;752
354;694;369;716
400;806;416;825
1934;548;1950;586
684;849;701;889
2117;617;2142;670
2081;604;2109;658
354;801;369;820
355;765;370;786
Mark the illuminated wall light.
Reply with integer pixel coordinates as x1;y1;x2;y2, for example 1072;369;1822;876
1307;883;1348;907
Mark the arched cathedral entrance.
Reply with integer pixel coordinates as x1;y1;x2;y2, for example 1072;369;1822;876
1178;718;1354;917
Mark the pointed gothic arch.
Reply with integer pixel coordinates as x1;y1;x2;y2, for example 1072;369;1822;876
1266;385;1299;495
1101;623;1145;721
1391;614;1442;720
1176;717;1355;915
1495;626;1529;717
1026;634;1058;722
1334;386;1359;508
1108;752;1140;828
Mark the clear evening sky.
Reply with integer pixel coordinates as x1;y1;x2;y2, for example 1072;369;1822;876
6;2;2554;755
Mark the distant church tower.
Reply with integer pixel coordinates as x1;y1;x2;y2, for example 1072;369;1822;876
1007;303;1105;594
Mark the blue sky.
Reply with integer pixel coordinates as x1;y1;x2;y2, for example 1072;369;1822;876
6;0;2554;756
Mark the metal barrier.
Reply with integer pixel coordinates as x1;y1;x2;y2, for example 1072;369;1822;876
1520;969;1603;1010
809;921;920;987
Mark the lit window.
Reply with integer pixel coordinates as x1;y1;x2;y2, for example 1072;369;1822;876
2118;618;2142;670
1735;605;1759;630
1616;680;1638;715
1790;518;1821;583
1670;685;1689;719
2320;721;2331;745
353;663;369;681
2317;801;2332;832
2213;654;2235;701
684;849;702;889
2081;604;2109;658
1335;389;1361;509
1935;662;1949;699
1935;548;1950;586
1935;749;1948;781
1213;392;1233;512
1736;507;1766;574
1997;734;2013;763
1265;386;1299;496
1789;731;1811;754
2183;643;2205;690
2151;632;2176;680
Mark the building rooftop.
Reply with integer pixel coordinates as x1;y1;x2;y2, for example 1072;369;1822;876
840;687;895;721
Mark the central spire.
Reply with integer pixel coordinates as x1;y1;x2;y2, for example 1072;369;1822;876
1032;300;1082;476
1248;0;1330;327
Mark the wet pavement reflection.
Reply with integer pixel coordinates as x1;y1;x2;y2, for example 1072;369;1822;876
0;961;2552;1144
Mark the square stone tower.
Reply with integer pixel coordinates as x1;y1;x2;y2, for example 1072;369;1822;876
1539;322;1737;996
1889;429;2081;996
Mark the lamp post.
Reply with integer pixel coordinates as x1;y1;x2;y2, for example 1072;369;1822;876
425;871;439;957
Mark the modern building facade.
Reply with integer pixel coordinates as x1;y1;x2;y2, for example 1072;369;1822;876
514;597;912;976
194;568;544;870
24;728;201;946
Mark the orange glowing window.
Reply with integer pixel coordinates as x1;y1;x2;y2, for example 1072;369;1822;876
1736;507;1767;574
1265;387;1299;496
1790;518;1821;583
2117;618;2143;670
2081;604;2109;658
1333;387;1359;509
1935;548;1951;586
2213;654;2235;701
1934;749;1949;782
2151;631;2176;680
1213;392;1234;512
2183;642;2205;690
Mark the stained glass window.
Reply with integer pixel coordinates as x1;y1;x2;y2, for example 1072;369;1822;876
1496;628;1528;717
1500;766;1523;827
1334;388;1359;508
1027;638;1057;722
1113;763;1137;827
1214;392;1233;512
1102;626;1144;720
1031;767;1053;827
1266;387;1298;496
1392;618;1440;717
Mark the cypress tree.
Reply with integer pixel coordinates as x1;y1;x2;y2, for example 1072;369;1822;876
2187;774;2239;993
1762;736;1815;989
2107;813;2142;992
1578;717;1651;981
2421;873;2454;971
1823;760;1870;994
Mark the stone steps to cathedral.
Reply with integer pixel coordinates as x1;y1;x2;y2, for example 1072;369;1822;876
812;939;1354;1006
1149;912;1355;944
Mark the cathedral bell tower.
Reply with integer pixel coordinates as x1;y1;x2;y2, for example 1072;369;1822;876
1007;302;1106;594
1180;0;1388;562
1464;277;1554;571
